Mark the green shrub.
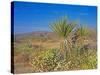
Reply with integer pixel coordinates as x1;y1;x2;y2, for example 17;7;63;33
31;48;62;72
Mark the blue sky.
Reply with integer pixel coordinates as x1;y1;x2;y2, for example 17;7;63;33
13;1;97;34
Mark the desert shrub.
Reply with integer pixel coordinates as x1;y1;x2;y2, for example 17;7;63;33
79;52;97;69
14;42;34;63
30;48;63;72
30;45;97;72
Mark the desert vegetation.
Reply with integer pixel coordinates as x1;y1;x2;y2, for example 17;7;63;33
13;16;97;73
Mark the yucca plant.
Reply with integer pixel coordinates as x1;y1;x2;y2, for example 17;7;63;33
76;25;89;45
49;17;77;60
73;25;90;57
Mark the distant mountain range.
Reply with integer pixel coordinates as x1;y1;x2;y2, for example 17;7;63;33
14;31;57;41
